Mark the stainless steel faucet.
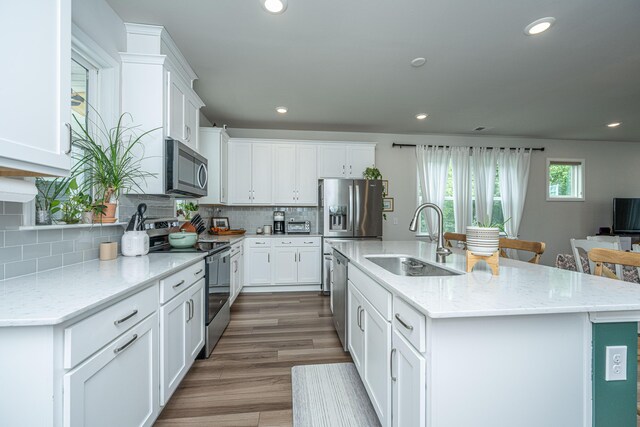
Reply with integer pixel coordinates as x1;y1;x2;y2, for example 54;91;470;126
409;203;452;263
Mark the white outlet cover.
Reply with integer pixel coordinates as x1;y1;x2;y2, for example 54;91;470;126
605;345;627;381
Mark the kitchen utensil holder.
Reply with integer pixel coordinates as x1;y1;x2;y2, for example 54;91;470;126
99;242;118;261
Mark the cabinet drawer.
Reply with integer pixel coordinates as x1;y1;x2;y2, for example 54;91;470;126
64;284;158;369
159;260;205;304
273;237;321;247
348;264;391;321
246;238;272;248
393;297;426;353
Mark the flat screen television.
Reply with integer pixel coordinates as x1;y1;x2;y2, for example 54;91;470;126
613;198;640;233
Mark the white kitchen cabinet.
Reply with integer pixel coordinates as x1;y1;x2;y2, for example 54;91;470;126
318;144;376;179
199;127;229;204
0;0;72;177
187;280;205;361
230;241;244;305
246;247;273;285
159;289;189;404
220;133;229;203
392;329;426;427
64;313;159;427
120;24;205;194
348;281;365;373
363;297;392;427
274;246;298;283
227;141;273;204
273;144;318;205
297;246;322;284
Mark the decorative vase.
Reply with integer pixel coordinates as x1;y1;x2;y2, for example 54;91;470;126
36;209;52;225
466;226;500;256
81;211;93;224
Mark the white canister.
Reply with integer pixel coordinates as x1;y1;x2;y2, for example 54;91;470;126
121;231;150;257
263;225;273;235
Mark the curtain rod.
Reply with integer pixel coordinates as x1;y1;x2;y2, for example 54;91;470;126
392;143;545;152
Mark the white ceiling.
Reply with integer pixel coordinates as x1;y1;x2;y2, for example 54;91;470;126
106;0;640;142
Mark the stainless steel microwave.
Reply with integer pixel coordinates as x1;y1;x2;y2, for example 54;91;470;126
166;138;208;198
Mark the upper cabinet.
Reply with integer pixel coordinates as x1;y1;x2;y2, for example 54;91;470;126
0;0;72;177
273;144;318;205
318;144;376;179
228;142;273;205
198;128;228;205
120;23;205;194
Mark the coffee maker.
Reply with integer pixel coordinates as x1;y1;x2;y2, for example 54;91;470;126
273;211;285;234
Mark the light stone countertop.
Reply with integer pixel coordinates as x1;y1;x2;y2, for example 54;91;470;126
199;233;321;244
0;253;206;327
331;240;640;319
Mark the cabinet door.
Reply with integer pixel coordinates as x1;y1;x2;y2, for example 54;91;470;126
296;145;318;204
274;247;298;284
198;129;221;204
220;133;229;203
318;145;347;178
167;73;186;142
347;283;365;373
392;330;426;427
238;248;244;292
184;97;199;151
64;313;159;427
228;142;253;204
0;0;71;175
363;299;392;427
159;292;189;405
246;248;272;285
187;280;205;361
273;144;297;204
297;246;321;284
347;145;376;178
251;143;273;204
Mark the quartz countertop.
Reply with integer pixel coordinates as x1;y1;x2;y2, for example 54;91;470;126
243;233;323;238
0;253;206;327
331;240;640;319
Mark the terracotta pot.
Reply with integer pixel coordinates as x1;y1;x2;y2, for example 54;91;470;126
94;203;118;223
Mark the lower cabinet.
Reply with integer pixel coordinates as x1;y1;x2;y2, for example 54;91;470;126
348;281;392;427
391;329;426;427
246;246;272;285
63;313;159;427
160;278;205;405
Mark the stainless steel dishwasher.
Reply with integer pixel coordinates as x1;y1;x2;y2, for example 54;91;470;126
332;249;349;351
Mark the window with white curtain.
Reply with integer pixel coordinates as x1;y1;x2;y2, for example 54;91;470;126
416;160;504;235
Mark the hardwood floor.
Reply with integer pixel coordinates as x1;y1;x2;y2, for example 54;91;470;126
156;292;351;427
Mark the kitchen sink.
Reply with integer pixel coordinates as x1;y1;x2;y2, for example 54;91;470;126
365;255;462;277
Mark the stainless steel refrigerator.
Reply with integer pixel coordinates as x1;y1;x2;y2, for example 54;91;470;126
318;178;383;238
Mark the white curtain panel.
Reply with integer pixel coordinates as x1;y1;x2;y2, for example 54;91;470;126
498;148;532;239
471;147;498;226
416;145;451;238
450;147;472;233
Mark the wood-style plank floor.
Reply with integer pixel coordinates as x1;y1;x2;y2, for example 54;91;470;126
155;292;351;427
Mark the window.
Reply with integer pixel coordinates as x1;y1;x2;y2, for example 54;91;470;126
546;159;585;201
417;164;503;235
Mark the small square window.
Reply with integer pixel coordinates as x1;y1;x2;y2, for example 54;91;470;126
546;159;585;201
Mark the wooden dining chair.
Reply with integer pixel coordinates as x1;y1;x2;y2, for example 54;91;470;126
571;239;623;277
443;232;466;248
498;238;546;264
588;248;640;279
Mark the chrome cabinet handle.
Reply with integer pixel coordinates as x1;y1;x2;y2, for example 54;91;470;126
359;307;364;331
114;309;138;326
65;123;72;154
356;306;361;328
195;269;203;275
173;279;186;289
390;348;397;382
299;252;302;262
268;253;270;263
190;299;194;320
349;165;352;175
395;313;414;331
114;334;138;355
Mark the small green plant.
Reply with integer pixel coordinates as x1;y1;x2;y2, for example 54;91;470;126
362;167;382;180
475;217;511;232
35;176;72;215
177;201;199;220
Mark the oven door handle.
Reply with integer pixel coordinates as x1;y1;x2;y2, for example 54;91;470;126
206;250;231;263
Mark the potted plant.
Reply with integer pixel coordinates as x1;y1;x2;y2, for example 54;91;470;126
59;179;83;224
35;177;71;225
362;167;387;220
72;113;157;223
177;201;199;221
466;219;510;256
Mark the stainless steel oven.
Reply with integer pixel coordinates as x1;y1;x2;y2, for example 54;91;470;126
166;138;208;197
202;247;231;358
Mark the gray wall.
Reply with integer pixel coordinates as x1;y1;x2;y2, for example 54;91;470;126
228;128;640;265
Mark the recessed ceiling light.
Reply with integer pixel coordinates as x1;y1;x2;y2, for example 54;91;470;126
416;113;428;120
524;17;556;36
276;106;288;114
607;122;621;128
410;57;427;67
261;0;287;14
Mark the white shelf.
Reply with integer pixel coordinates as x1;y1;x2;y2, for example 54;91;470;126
19;222;126;231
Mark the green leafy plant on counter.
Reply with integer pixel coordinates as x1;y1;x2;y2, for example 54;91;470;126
362;167;387;220
177;201;199;220
475;217;511;232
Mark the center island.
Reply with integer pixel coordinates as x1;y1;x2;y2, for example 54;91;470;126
329;239;640;427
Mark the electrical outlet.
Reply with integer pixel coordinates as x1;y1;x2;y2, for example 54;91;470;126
393;217;399;225
605;345;627;381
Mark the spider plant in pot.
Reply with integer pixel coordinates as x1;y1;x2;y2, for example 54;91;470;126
35;176;72;225
466;218;510;256
72;112;157;224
